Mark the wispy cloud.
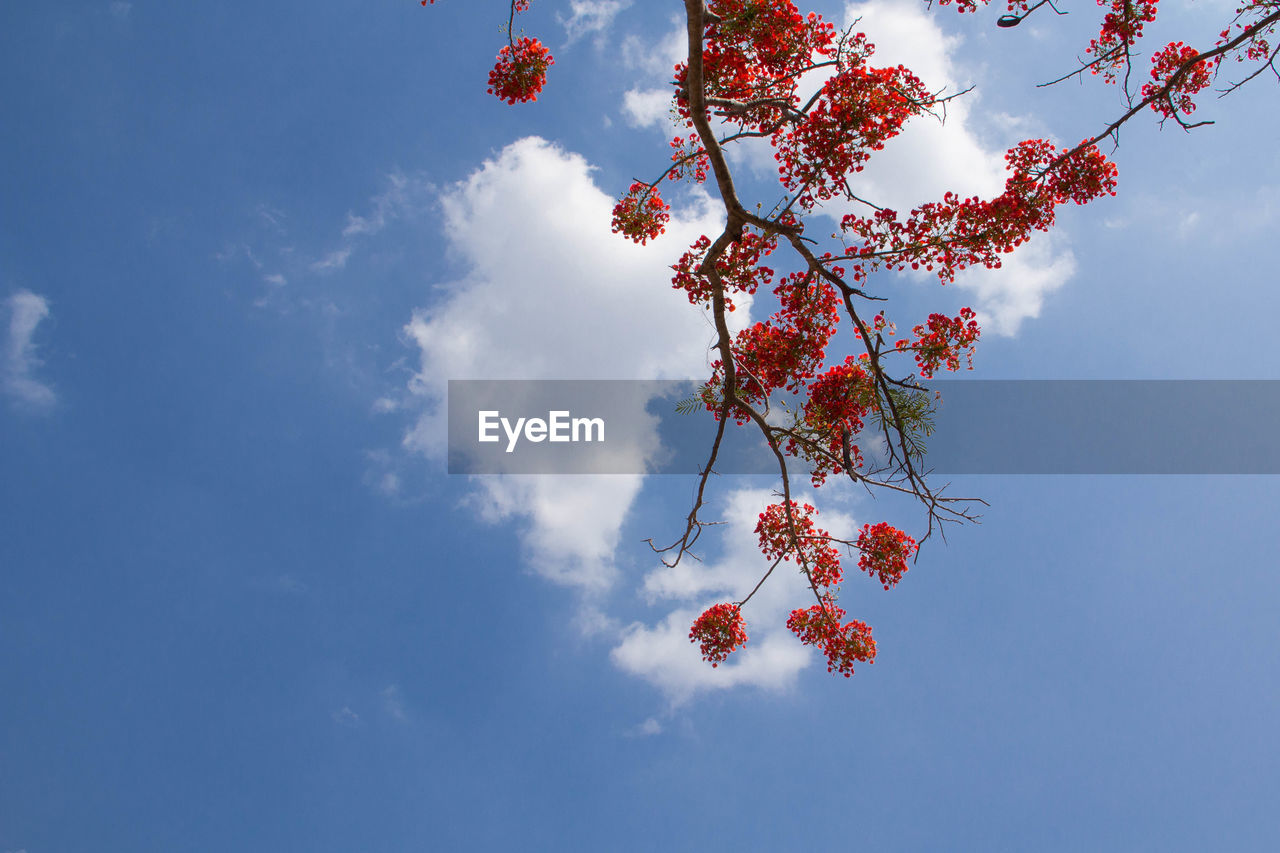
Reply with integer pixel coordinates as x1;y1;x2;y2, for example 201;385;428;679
332;706;360;727
4;290;56;413
625;717;664;737
309;172;433;274
559;0;631;45
110;1;132;20
619;21;685;75
310;247;352;273
382;685;408;722
342;172;417;238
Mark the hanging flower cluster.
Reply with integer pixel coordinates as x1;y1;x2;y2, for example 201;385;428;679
856;522;918;589
1142;41;1219;117
787;600;877;677
487;37;553;105
897;308;981;378
689;603;748;666
790;357;879;486
611;182;671;245
756;501;844;588
671;230;777;312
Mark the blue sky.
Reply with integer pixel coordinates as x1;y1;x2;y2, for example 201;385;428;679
3;1;1279;850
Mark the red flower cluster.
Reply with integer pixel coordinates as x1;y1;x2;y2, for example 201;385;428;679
720;273;840;410
1088;0;1161;81
774;63;931;209
755;502;843;587
671;230;776;311
840;140;1117;284
1142;42;1218;117
856;522;918;589
611;182;671;244
674;0;838;132
786;600;876;677
1216;4;1276;63
487;37;553;105
689;603;748;666
898;307;980;378
668;132;711;184
792;357;878;485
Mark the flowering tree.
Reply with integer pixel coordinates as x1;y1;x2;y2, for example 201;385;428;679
422;0;1280;676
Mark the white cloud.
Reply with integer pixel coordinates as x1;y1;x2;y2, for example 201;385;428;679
619;22;686;76
362;449;408;500
622;88;674;129
376;471;401;496
617;20;685;129
612;488;859;705
401;136;731;593
256;202;286;232
4;290;56;413
959;234;1076;335
110;1;131;19
559;0;631;44
310;247;352;273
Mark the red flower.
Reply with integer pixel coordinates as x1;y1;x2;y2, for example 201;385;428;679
787;600;876;677
756;502;844;588
856;522;918;589
1142;42;1218;118
689;603;749;666
611;182;671;244
487;37;553;105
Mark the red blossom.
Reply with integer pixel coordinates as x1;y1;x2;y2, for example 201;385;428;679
689;603;749;665
774;62;931;209
1142;42;1218;117
856;522;918;589
668;133;711;184
840;140;1116;283
786;600;876;677
424;0;1243;682
673;0;838;132
791;357;879;485
713;271;839;413
898;307;981;378
671;230;776;311
1087;0;1161;82
755;502;843;587
611;182;671;244
487;37;553;105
